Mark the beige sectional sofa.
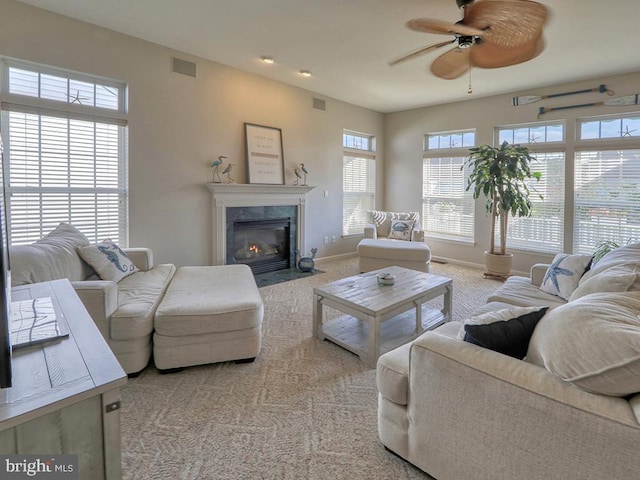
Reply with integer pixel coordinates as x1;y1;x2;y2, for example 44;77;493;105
377;243;640;480
11;223;176;374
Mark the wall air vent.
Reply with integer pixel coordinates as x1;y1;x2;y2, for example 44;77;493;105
312;97;326;111
172;57;197;78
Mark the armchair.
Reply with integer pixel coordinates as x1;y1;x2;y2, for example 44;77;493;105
357;210;431;273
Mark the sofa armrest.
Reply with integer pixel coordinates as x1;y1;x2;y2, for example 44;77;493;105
404;332;639;479
71;280;118;340
530;263;550;286
411;228;425;243
123;247;153;271
363;224;377;239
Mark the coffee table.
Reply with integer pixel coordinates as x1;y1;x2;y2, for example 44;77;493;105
312;266;453;367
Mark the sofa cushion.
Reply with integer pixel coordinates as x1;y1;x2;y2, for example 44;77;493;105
460;306;549;359
539;253;592;300
10;222;93;286
569;264;639;301
357;238;430;262
582;242;640;283
486;275;567;308
366;210;420;238
109;263;176;341
527;292;640;396
78;239;139;282
376;322;460;406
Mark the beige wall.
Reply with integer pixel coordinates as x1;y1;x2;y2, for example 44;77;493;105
0;0;384;266
384;71;640;273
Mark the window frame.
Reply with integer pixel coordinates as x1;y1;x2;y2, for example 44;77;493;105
422;129;476;243
493;121;566;254
0;57;129;246
342;130;376;237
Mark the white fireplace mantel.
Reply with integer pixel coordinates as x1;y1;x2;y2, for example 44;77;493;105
207;183;315;266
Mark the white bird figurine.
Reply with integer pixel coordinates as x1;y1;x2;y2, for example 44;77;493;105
211;155;226;183
222;163;235;183
299;163;309;185
294;167;302;185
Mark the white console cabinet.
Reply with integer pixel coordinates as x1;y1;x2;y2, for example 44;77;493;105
0;279;127;479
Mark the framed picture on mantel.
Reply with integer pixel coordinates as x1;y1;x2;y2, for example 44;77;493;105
244;123;285;184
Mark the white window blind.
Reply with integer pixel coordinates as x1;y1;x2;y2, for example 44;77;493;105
574;149;640;254
505;152;565;253
422;156;474;242
343;154;376;235
1;59;128;245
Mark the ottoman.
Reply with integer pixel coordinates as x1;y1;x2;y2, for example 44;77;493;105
357;238;431;273
153;265;264;370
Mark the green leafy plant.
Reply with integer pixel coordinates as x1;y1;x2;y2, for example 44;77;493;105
463;141;542;255
592;240;619;264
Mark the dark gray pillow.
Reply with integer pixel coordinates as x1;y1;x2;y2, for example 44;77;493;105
464;307;549;359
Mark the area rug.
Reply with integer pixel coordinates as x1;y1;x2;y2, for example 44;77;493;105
254;267;325;288
120;256;501;479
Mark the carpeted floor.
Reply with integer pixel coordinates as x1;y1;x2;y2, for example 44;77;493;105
120;257;502;480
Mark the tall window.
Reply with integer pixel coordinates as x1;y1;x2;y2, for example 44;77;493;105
496;122;565;253
422;130;475;242
574;148;640;254
0;58;128;245
573;114;640;253
342;131;375;235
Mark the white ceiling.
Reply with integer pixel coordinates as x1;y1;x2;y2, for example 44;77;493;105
17;0;640;113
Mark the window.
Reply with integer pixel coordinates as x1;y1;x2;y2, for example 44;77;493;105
342;131;375;236
0;58;128;245
578;115;640;140
422;130;475;242
574;149;640;254
496;122;565;253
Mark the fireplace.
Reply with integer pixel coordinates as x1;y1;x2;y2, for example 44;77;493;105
207;184;314;270
230;218;291;274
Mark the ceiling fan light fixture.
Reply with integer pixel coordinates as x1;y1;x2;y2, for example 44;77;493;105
260;56;276;64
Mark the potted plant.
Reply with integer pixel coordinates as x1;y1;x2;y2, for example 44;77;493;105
463;141;542;277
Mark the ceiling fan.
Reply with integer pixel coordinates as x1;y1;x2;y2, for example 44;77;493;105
390;0;549;80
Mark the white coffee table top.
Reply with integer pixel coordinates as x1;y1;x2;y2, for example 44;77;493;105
313;266;452;317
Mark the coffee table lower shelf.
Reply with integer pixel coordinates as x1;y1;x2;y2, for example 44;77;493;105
320;304;447;364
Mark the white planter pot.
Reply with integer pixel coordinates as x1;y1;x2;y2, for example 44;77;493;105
485;251;513;276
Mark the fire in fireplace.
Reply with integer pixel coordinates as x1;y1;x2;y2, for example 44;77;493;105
231;218;291;274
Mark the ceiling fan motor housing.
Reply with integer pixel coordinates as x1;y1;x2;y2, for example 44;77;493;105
457;36;474;48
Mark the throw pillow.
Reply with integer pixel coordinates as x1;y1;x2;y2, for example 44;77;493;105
387;219;414;241
460;306;549;359
9;222;94;286
569;264;639;301
77;239;138;282
526;292;640;397
539;253;592;300
366;210;420;238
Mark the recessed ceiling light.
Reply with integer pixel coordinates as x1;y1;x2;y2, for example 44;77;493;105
299;70;312;77
260;56;276;64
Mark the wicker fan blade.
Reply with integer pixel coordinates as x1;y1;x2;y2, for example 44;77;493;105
430;48;471;80
464;0;548;49
406;18;483;37
389;39;456;66
471;37;545;68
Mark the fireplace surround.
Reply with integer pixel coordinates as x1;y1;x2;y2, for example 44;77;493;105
207;184;314;269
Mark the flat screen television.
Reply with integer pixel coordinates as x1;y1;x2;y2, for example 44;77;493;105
0;136;12;389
